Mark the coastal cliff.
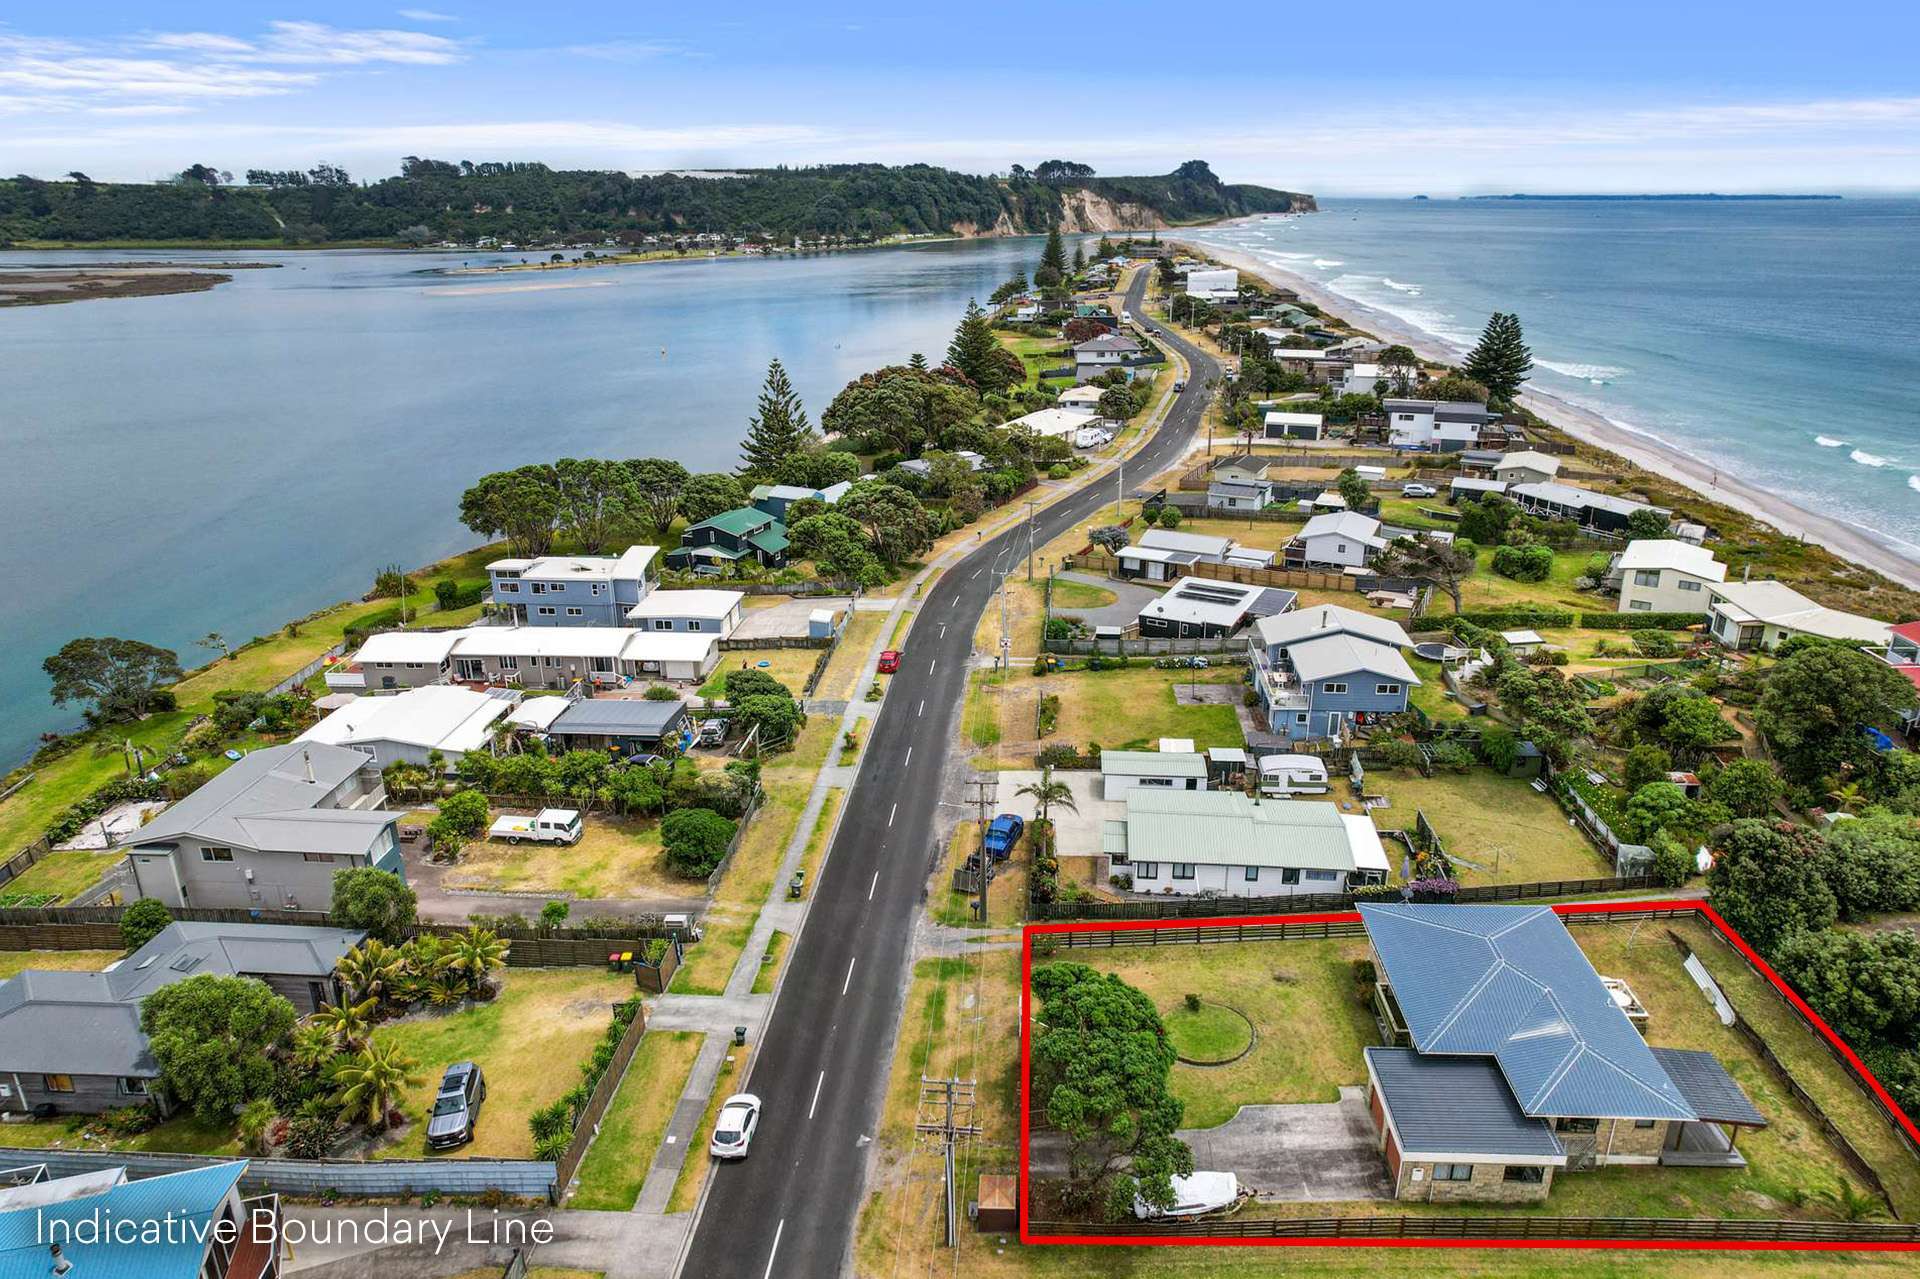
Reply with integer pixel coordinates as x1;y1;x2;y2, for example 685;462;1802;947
0;159;1312;247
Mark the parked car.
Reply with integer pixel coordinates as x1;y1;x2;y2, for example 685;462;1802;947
1401;482;1438;498
983;814;1025;860
427;1061;487;1150
709;1093;762;1159
488;808;582;845
1173;379;1187;391
877;650;902;674
1134;1171;1239;1220
694;719;726;747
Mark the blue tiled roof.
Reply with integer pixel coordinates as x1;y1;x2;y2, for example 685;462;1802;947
1366;1047;1565;1159
1360;904;1696;1122
0;1162;245;1279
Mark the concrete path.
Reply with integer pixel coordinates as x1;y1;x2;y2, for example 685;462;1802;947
632;1033;736;1214
1178;1089;1392;1202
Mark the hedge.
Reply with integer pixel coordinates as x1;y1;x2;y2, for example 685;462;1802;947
1448;608;1577;628
1578;611;1708;631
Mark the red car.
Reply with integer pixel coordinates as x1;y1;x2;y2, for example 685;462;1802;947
877;650;902;674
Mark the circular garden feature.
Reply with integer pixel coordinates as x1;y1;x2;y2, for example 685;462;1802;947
1163;1000;1255;1066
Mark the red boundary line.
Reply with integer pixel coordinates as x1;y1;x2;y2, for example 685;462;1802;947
1018;898;1920;1252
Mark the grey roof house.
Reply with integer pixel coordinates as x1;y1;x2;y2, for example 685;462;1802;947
125;743;401;914
545;697;690;757
0;922;365;1117
1358;904;1766;1203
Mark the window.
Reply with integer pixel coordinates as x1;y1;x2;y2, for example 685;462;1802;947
530;581;547;594
1629;599;1652;611
1322;682;1348;694
1633;569;1661;587
201;846;233;862
1502;1165;1544;1184
1295;713;1309;725
1281;868;1301;885
1139;776;1174;788
1634;1119;1657;1129
1171;863;1196;880
689;620;705;631
590;584;605;595
302;853;334;863
590;656;614;672
566;607;584;617
1244;866;1260;882
651;619;673;631
1555;1118;1599;1133
1375;683;1402;696
1677;578;1702;592
1304;869;1338;882
536;606;557;617
119;1077;150;1096
42;1075;74;1093
496;581;519;593
1135;862;1159;880
1433;1164;1473;1181
499;656;519;670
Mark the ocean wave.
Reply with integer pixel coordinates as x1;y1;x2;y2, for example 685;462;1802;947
1312;258;1345;268
1537;359;1628;384
1380;277;1422;294
1814;435;1848;448
1851;449;1894;468
1909;476;1920;495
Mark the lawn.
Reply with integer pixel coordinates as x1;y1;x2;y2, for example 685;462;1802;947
0;850;123;905
1073;938;1377;1128
815;610;888;700
0;949;119;979
968;666;1245;761
793;787;845;899
1164;516;1301;554
667;1042;752;1213
1445;545;1603;617
697;647;820;700
567;1030;704;1211
1048;579;1116;610
0;1111;242;1156
374;967;635;1160
444;814;691;900
1365;767;1609;884
1165;1002;1254;1062
0;711;194;857
996;331;1074;390
1406;656;1472;722
752;931;792;994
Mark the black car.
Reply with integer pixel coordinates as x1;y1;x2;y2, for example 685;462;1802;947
426;1061;486;1150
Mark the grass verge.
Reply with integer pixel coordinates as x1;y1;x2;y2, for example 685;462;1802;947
568;1030;704;1210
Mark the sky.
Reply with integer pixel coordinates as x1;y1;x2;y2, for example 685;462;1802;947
5;2;1920;195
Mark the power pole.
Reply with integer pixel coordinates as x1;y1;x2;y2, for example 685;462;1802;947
963;777;994;923
915;1075;982;1247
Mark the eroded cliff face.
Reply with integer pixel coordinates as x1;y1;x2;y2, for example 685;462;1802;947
1054;188;1168;233
949;210;1020;238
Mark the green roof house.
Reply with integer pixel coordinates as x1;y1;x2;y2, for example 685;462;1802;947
665;506;790;573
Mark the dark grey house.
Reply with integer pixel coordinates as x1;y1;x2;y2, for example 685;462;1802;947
0;923;364;1117
546;697;690;757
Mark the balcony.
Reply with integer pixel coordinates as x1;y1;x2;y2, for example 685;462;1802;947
1248;643;1310;710
225;1194;280;1279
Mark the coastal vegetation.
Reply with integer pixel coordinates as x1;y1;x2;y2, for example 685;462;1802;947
0;159;1311;247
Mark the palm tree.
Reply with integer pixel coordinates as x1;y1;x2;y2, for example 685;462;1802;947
289;1021;339;1074
331;1039;422;1134
1812;1177;1888;1222
1015;768;1078;826
1826;781;1868;814
312;997;378;1053
446;927;510;994
336;939;404;1005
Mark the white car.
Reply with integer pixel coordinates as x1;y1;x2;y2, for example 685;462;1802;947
1401;482;1438;498
709;1093;761;1159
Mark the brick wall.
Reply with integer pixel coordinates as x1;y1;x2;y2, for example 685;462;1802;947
1599;1117;1670;1164
1396;1159;1553;1204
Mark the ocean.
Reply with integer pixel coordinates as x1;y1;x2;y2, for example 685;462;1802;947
1187;196;1920;551
0;237;1051;767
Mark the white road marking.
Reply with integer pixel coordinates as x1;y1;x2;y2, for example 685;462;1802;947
763;1220;785;1279
929;659;937;673
843;954;858;993
809;1071;826;1119
904;747;912;767
918;699;925;717
868;870;879;900
970;569;981;579
889;802;898;826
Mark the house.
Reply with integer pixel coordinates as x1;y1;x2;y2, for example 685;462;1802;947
1285;511;1389;569
1112;544;1193;583
1207;477;1274;510
0;922;364;1116
1073;332;1144;381
665;507;790;571
1099;749;1210;800
1116;790;1389;896
1706;580;1892;650
488;545;659;627
1248;605;1419;739
338;626;720;695
0;1162;281;1278
546;697;690;758
296;685;519;772
1210;455;1272;484
1331;363;1387;396
1493;450;1563;486
1383;399;1500;452
1136;579;1295;639
1361;904;1766;1203
1612;540;1727;615
1007;407;1100;440
1262;410;1325;442
1055;385;1105;412
1874;622;1920;726
1263;348;1353;385
748;482;851;521
625;588;745;637
1139;528;1236;564
1509;482;1670;534
1182;267;1238;298
126;743;400;913
326;630;464;695
1448;476;1508;504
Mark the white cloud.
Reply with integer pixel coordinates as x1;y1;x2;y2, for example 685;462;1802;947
561;40;690;62
244;20;464;66
398;9;459;21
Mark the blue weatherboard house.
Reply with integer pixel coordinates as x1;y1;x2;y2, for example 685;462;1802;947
486;545;659;626
1246;604;1418;740
0;1161;280;1278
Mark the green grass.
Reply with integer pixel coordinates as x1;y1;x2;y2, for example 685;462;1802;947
446;814;688;900
568;1030;704;1211
0;850;123;905
1406;656;1472;722
752;931;792;994
1367;767;1609;885
0;950;120;979
697;648;819;699
0;1111;242;1155
666;1042;751;1213
1048;579;1117;610
1163;1003;1253;1062
965;672;1006;748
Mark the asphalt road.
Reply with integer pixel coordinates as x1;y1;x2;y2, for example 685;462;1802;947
680;270;1219;1279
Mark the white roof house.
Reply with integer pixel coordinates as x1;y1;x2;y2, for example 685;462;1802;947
1139;528;1235;561
297;686;516;769
1707;581;1891;649
1262;410;1325;440
1493;451;1563;483
1252;604;1415;652
348;631;464;666
1288;512;1389;569
1285;633;1420;685
1113;790;1390;896
625;589;745;634
488;545;659;583
1056;385;1105;409
1007;407;1099;439
1617;539;1726;580
1616;539;1728;615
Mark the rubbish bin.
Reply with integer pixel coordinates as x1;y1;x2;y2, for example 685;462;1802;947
733;1026;748;1047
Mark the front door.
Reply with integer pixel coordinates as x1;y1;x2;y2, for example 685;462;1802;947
456;658;485;681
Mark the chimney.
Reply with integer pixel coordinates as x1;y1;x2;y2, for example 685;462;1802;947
302;748;315;783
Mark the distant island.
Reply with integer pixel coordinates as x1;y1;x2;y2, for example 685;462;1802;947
0;159;1314;248
1465;193;1842;202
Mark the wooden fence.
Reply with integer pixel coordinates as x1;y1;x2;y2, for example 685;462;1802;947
705;786;764;892
1024;1215;1920;1244
552;998;649;1197
0;839;53;894
1033;875;1656;921
1060;554;1350;594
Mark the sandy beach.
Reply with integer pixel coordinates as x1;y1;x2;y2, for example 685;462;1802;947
1176;236;1920;592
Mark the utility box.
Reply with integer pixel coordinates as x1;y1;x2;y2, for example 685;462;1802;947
975;1174;1018;1233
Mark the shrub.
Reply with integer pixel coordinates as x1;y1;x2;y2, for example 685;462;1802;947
437;789;490;838
1624;744;1673;792
329;868;417;943
120;899;173;953
1631;629;1680;657
1478;725;1518;774
643;684;680;701
1369;739;1423;771
540;900;570;930
1183;993;1202;1013
661;807;738;878
1428;741;1473;772
1491;543;1553;582
1157;506;1182;529
1649;830;1693;888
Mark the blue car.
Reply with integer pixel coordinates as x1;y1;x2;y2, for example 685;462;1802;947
983;814;1025;860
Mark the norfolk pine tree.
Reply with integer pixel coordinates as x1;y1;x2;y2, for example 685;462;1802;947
1463;312;1533;404
739;358;816;476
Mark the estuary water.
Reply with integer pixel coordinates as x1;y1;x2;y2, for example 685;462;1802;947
0;237;1044;764
1188;197;1920;562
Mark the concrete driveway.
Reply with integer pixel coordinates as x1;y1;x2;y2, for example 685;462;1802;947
1178;1087;1392;1202
996;768;1112;856
731;596;852;641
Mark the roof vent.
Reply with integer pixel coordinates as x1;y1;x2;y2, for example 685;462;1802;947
169;953;204;972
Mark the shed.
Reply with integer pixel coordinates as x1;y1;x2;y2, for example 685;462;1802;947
808;608;839;640
975;1173;1018;1233
1506;740;1545;780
